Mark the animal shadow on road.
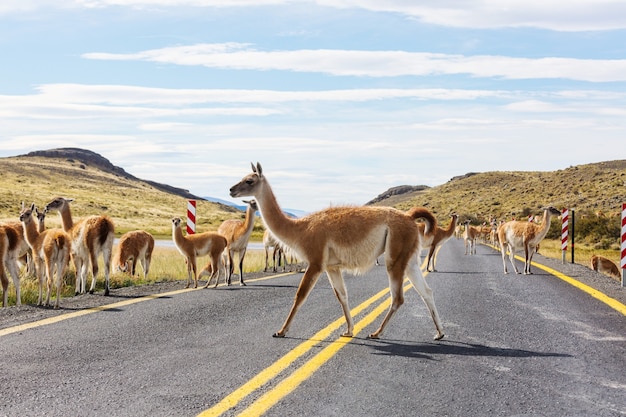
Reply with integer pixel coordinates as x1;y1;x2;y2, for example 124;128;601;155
368;339;572;361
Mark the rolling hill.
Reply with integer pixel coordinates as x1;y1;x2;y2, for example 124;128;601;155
0;148;241;237
367;160;626;224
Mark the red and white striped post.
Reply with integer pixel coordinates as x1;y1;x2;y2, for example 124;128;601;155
187;200;196;235
620;203;626;287
561;208;569;264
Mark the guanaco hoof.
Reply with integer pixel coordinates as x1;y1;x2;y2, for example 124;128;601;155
272;332;285;338
341;332;353;338
434;332;445;341
367;333;380;339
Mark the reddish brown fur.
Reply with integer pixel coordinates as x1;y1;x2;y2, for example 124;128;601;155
229;163;444;340
44;197;115;296
115;230;154;279
0;217;35;306
217;199;257;286
0;225;21;307
171;218;228;288
590;255;621;281
20;204;71;309
418;214;458;271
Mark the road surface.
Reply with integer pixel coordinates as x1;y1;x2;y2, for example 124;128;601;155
1;238;625;416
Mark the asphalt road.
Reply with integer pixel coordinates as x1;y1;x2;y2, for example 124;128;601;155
1;238;625;417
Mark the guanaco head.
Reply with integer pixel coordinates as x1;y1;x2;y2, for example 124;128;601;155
19;202;36;224
44;197;74;213
543;206;562;217
243;199;258;211
117;257;133;273
230;162;263;198
171;217;183;228
35;207;47;223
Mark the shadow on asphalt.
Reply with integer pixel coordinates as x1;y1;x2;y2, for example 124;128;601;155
367;339;572;360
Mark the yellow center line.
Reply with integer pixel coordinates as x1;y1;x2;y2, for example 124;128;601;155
199;259;430;417
197;281;397;417
235;291;401;417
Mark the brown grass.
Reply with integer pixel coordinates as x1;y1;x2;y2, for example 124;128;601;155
373;161;626;223
4;246;270;306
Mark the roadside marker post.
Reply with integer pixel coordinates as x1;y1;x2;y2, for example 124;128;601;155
570;209;576;264
561;208;569;264
620;203;626;288
187;200;196;235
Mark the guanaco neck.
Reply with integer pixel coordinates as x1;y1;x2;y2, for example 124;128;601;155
443;215;458;237
21;216;40;249
37;219;45;234
173;223;185;245
58;204;74;232
242;204;256;235
255;178;299;246
535;209;553;241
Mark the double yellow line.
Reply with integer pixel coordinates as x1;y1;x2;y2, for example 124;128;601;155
198;278;415;417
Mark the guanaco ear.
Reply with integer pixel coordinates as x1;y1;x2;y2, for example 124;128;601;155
30;202;35;211
255;162;263;177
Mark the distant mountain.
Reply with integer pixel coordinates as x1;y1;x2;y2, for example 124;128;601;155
204;196;307;218
204;196;248;212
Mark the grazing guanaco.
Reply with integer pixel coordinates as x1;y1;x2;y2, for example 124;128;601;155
590;255;621;281
115;230;154;279
229;163;444;340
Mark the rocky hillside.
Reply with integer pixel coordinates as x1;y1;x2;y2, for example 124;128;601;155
22;148;203;200
0;149;240;236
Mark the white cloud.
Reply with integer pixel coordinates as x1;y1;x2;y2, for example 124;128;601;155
3;0;626;31
83;44;626;82
34;83;508;105
319;0;626;31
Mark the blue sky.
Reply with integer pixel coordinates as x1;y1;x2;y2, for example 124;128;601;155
1;1;626;213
